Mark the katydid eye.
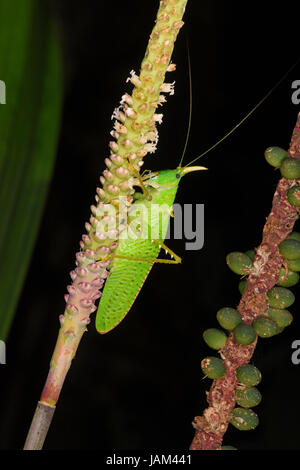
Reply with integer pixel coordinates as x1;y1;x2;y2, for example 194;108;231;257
176;173;180;179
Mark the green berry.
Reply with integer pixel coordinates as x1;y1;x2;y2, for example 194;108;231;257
264;147;289;168
221;446;237;450
203;328;227;350
287;186;300;207
279;239;300;260
236;365;262;387
252;316;281;338
226;252;252;275
287;258;300;272
239;279;247;295
245;249;255;261
233;323;257;345
280;157;300;179
217;307;242;330
288;232;300;242
201;356;226;379
230;408;259;431
235;387;262;408
267;286;295;309
267;308;293;328
277;267;299;287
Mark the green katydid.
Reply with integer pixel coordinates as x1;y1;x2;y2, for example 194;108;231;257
95;56;298;334
96;162;206;334
95;54;208;334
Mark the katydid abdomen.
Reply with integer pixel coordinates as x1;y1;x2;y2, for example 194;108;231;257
96;166;205;333
95;239;159;333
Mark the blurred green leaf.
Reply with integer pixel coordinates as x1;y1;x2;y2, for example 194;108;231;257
0;0;63;339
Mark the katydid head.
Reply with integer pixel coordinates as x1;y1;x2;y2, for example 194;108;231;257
155;165;207;189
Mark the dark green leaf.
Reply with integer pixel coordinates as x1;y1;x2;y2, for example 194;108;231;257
0;0;63;339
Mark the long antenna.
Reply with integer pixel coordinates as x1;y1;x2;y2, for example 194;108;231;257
184;58;300;168
178;41;192;168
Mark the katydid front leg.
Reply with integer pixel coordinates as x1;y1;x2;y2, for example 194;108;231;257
99;239;182;265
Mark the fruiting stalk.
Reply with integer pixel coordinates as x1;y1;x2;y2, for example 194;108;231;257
24;0;188;450
190;111;300;450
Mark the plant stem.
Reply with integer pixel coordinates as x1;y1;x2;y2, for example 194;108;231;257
23;314;87;449
190;111;300;450
23;402;55;450
23;0;188;450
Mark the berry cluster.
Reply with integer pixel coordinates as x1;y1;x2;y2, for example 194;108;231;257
200;148;300;442
201;228;298;434
265;146;300;205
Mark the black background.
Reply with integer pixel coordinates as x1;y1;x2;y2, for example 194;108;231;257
1;0;300;451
